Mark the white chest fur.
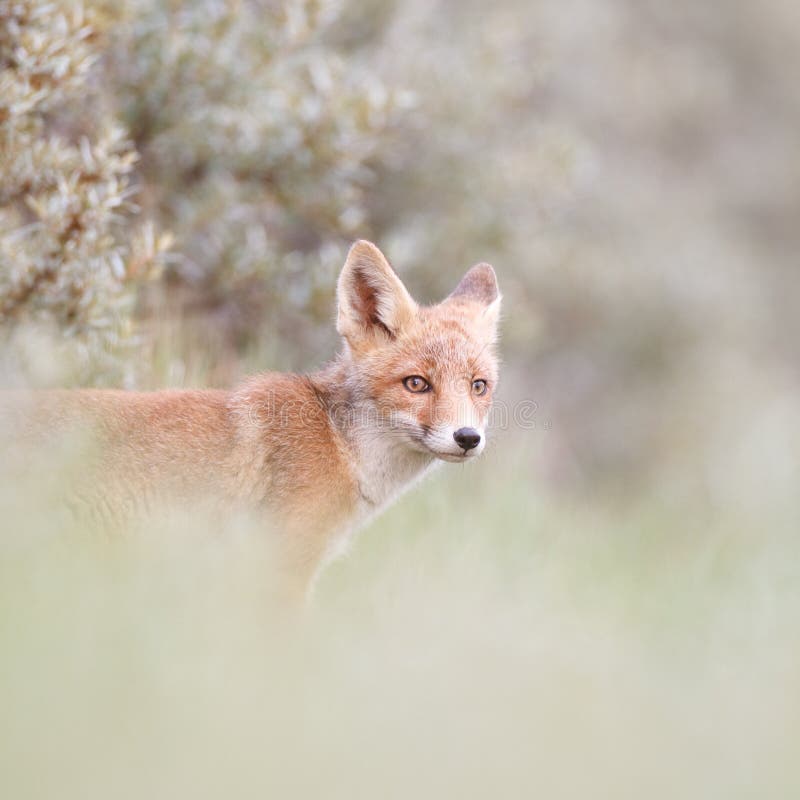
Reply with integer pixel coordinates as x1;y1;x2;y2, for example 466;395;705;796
318;411;438;570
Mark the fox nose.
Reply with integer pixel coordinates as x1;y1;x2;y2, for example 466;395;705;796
453;427;481;451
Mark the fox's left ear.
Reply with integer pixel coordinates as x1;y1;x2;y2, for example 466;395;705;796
448;262;502;335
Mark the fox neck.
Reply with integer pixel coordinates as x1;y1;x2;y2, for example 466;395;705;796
313;357;437;517
347;408;437;515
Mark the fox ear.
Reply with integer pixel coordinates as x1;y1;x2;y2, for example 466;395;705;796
449;262;499;305
337;240;417;347
448;262;502;331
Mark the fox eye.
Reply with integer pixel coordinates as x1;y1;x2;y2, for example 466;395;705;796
403;376;430;393
472;379;488;396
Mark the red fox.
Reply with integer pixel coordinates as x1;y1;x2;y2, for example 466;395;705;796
2;241;501;595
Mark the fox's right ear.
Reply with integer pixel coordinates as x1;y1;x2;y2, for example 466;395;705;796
337;240;417;348
448;262;502;337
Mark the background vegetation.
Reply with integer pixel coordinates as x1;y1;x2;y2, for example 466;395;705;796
2;0;799;796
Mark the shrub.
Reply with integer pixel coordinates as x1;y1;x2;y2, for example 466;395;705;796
0;0;169;385
99;0;410;358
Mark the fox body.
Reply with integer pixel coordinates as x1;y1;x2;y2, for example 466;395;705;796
3;242;501;593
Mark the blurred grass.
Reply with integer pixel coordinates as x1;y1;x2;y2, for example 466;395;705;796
2;428;799;799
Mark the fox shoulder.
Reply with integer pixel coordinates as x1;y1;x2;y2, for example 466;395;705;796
228;372;358;510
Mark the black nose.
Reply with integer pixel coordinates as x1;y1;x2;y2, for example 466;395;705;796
453;427;481;451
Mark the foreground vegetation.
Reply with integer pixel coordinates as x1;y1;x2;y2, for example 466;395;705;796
2;430;799;798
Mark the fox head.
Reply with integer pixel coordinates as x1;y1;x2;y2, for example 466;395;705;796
336;240;501;462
